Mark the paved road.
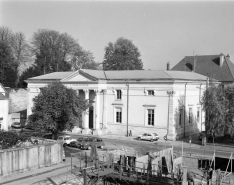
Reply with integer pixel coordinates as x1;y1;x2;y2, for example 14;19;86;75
63;134;234;159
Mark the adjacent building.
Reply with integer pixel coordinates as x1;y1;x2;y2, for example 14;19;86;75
171;53;234;83
26;69;208;140
0;84;9;130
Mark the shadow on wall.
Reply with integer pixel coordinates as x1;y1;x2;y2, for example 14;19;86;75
174;96;200;140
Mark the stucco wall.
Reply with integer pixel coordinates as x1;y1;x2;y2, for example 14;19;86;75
105;83;172;137
0;100;9;130
0;141;63;177
8;89;28;113
172;83;206;139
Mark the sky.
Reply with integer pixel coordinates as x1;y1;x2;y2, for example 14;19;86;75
1;0;234;70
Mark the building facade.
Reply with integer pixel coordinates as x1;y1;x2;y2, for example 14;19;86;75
0;84;9;130
26;69;208;140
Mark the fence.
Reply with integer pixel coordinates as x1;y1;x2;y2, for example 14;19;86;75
0;140;63;177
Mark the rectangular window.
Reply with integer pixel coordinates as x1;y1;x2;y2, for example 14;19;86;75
116;108;122;123
179;109;183;125
148;90;154;96
189;108;192;123
116;90;122;100
197;107;200;122
148;109;154;125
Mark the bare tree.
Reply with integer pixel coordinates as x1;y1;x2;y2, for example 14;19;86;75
12;32;34;75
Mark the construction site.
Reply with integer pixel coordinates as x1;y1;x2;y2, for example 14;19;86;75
48;141;234;185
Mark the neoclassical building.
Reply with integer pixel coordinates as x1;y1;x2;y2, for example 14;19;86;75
26;69;208;140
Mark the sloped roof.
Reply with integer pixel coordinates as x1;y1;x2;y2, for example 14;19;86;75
27;69;209;82
172;54;234;82
28;72;74;80
0;93;6;100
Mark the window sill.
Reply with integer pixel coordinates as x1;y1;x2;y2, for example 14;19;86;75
112;103;123;105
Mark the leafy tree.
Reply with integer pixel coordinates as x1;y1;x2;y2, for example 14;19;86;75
0;41;18;87
71;49;101;70
32;29;79;74
103;37;143;70
18;65;42;88
223;85;234;138
28;82;88;139
201;84;226;138
0;26;33;87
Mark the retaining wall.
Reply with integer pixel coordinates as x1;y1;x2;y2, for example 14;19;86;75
0;141;63;177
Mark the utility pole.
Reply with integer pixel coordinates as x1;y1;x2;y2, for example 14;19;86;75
184;83;187;138
126;82;129;137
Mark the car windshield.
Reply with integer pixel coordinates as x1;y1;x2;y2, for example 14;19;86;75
58;137;63;140
64;137;71;140
84;138;89;142
89;138;94;142
153;133;158;136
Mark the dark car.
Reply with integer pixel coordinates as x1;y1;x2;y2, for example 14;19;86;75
11;122;23;129
80;137;105;150
70;137;88;148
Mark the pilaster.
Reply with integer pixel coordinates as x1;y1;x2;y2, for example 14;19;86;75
167;90;176;140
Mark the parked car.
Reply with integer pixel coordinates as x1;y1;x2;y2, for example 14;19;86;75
137;133;159;142
11;122;23;129
70;137;88;148
57;135;76;147
80;137;105;150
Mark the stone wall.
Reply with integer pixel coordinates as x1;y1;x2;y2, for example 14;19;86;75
0;141;63;177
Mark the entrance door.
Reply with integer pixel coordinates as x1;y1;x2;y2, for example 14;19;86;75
89;106;93;129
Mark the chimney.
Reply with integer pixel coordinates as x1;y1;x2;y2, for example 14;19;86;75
226;54;230;60
219;53;224;67
167;62;170;70
193;56;197;72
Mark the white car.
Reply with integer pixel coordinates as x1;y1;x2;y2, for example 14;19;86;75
57;135;76;147
137;133;160;142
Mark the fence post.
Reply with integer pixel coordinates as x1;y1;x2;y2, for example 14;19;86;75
71;153;72;172
182;166;187;185
83;168;87;185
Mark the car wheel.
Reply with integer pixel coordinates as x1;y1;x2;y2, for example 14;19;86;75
63;143;67;147
138;137;141;140
88;146;91;150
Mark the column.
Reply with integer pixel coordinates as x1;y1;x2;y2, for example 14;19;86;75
167;90;176;140
82;89;90;134
93;89;102;135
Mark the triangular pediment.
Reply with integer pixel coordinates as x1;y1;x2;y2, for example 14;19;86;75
61;70;95;82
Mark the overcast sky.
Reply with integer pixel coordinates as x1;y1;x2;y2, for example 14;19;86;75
1;0;234;70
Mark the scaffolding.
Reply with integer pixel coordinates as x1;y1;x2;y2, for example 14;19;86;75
69;141;234;185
